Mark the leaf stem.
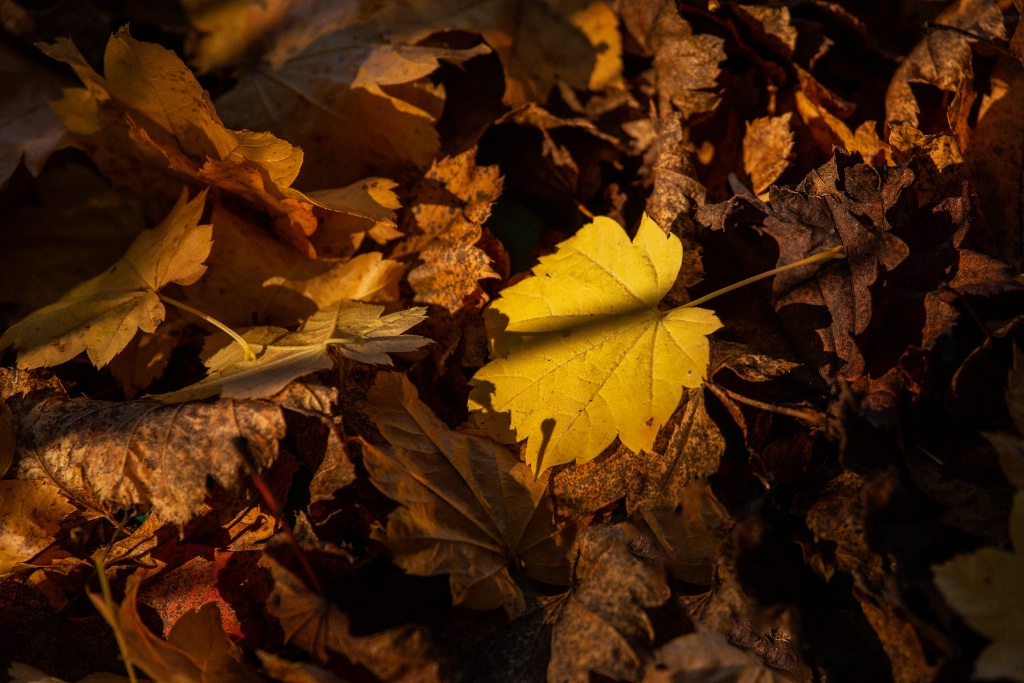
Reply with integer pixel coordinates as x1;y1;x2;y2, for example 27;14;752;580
92;555;140;683
158;293;256;361
682;245;847;309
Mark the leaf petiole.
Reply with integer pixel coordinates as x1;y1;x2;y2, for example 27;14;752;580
157;293;256;361
682;245;847;309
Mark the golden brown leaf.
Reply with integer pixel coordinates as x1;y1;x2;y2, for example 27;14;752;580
267;560;444;682
548;524;667;683
363;372;576;615
9;370;284;525
642;627;795;683
0;480;76;576
742;114;794;197
396;148;503;312
0;190;211;369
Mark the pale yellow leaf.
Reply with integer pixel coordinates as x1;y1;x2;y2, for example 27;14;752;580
157;301;430;401
0;190;211;368
468;214;722;473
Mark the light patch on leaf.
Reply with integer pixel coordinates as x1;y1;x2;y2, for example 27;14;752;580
468;213;722;474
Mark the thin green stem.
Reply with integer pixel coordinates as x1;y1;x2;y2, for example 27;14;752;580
682;245;847;309
158;293;255;361
92;555;140;683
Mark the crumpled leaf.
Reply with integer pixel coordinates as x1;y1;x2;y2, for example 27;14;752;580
469;213;722;474
41;27;395;257
548;524;667;683
267;560;444;682
214;8;489;188
743;113;794;197
620;0;725;120
395;147;503;312
363;372;575;615
0;190;211;369
8;369;284;526
0;42;69;186
933;491;1024;682
157;301;430;401
0;480;77;576
89;571;259;683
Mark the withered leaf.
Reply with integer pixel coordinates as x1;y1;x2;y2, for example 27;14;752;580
267;560;444;682
0;190;211;369
643;627;796;682
0;480;77;576
9;369;284;525
90;571;259;683
395;148;503;313
363;372;575;615
549;524;667;683
743;114;794;197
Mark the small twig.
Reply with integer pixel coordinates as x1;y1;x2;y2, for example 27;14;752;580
708;382;826;428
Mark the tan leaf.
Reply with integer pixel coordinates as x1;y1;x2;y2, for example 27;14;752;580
396;148;503;312
549;524;667;683
157;301;429;401
0;480;77;576
742;114;794;197
89;571;258;683
9;369;284;525
642;627;794;683
267;560;444;682
0;190;211;369
363;372;576;615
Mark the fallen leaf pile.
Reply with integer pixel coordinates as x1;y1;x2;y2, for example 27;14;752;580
2;1;1024;681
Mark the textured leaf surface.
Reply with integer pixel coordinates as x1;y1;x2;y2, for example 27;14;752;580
364;372;575;615
469;214;721;473
158;302;430;401
0;191;210;369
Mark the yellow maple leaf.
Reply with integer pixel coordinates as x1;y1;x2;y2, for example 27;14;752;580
0;190;211;369
933;491;1024;682
157;301;431;401
468;214;722;474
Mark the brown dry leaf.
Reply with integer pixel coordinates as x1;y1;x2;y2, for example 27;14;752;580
795;70;886;164
40;28;396;257
214;7;489;189
182;0;292;73
7;662;138;682
743;114;794;197
89;571;259;683
255;652;346;683
8;369;285;525
377;0;622;107
107;318;187;398
0;480;77;576
729;4;798;58
0;190;211;369
0;42;69;186
548;524;667;683
267;560;444;682
642;627;795;683
888;124;969;204
395;148;503;312
638;479;728;585
552;388;726;517
885;0;1005;129
363;372;575;615
620;0;725;120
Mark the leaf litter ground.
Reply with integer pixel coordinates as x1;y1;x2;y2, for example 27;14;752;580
1;1;1024;682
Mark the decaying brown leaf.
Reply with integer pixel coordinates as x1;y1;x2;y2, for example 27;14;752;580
363;372;575;615
548;524;667;683
396;148;503;312
7;369;284;525
90;570;259;682
0;480;76;576
743;114;794;197
267;560;444;682
643;627;796;682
